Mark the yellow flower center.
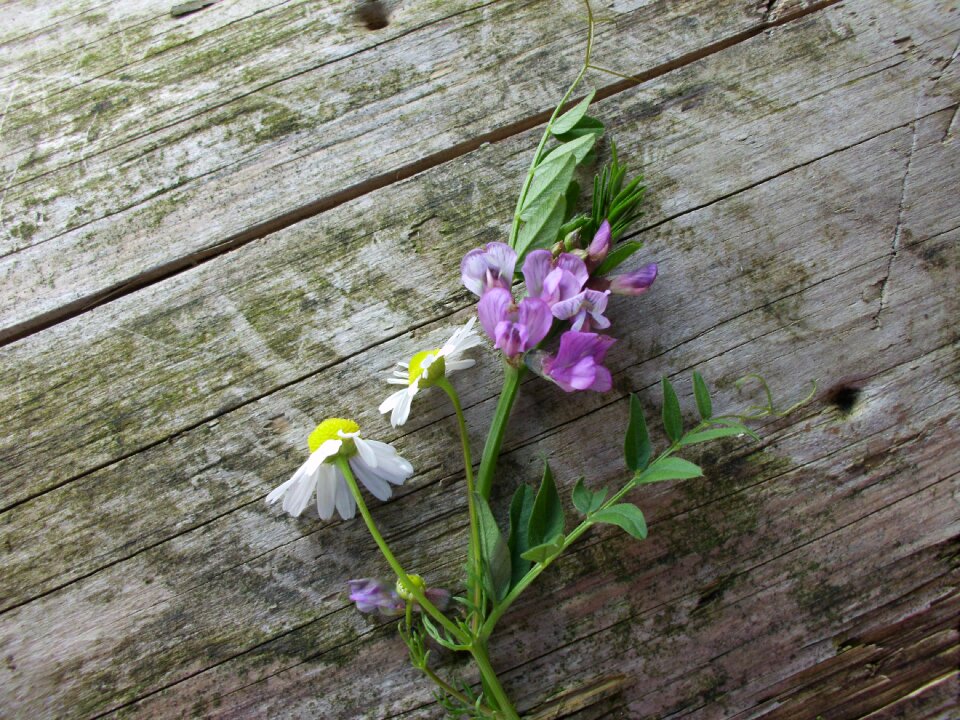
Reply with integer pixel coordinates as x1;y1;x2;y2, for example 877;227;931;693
308;418;360;456
396;573;425;601
408;349;445;387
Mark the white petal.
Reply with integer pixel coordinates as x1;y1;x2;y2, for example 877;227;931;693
390;387;416;427
351;457;393;501
283;466;318;517
314;464;338;520
379;388;407;414
366;441;414;482
386;378;408;385
445;358;476;373
353;436;377;468
334;471;356;519
306;439;342;471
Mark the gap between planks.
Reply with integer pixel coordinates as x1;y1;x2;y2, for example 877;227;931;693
0;0;843;348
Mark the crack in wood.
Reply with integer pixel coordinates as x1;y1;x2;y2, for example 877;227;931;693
0;0;844;347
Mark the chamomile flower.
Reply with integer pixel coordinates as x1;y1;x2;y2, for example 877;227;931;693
266;418;413;520
379;318;482;427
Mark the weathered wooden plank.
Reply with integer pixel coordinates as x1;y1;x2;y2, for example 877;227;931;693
0;0;824;336
1;0;955;509
1;97;956;716
0;1;114;50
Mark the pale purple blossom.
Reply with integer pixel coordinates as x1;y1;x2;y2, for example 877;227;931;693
541;331;616;392
478;287;552;358
586;220;611;270
522;250;589;307
461;242;517;296
551;288;611;332
347;578;451;617
603;263;659;295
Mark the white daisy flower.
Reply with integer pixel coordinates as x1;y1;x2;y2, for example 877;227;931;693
266;418;414;520
378;317;483;427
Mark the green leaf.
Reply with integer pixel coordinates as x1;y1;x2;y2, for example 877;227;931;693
474;493;511;601
564;181;580;222
507;484;535;588
520;153;576;221
571;477;607;515
543;132;597;166
553;114;604;142
680;426;755;446
594;241;643;275
551;91;595;135
527;461;564;549
661;376;683;442
516;191;566;259
520;533;565;564
592;504;647;539
693;372;712;420
624;393;652;472
634;456;703;485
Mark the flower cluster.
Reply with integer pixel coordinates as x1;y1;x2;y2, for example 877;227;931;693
461;220;657;392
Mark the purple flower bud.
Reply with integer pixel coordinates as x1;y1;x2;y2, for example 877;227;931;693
608;263;658;295
541;332;616;392
478;288;552;358
586;220;611;269
347;579;405;616
461;243;517;296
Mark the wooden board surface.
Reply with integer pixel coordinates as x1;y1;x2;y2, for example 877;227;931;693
0;0;958;718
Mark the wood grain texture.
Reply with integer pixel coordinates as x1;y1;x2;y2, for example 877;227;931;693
0;0;809;337
0;0;958;718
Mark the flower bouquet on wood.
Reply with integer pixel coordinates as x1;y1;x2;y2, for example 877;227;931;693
266;4;811;718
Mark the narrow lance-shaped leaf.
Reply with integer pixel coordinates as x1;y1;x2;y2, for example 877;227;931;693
624;393;652;472
633;456;703;485
661;376;683;442
595;241;643;276
474;493;511;602
527;461;564;548
521;153;576;220
550;90;596;135
693;371;713;420
680;426;757;446
553;114;604;142
592;503;648;540
516;191;566;259
507;484;535;588
572;477;607;515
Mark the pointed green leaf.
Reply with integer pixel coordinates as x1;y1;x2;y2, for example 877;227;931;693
680;426;756;446
592;504;647;539
543;131;597;166
553;114;604;142
527;461;564;548
594;241;643;276
520;153;576;220
624;393;652;472
634;456;703;485
507;484;535;588
693;372;713;420
474;493;511;601
661;376;683;442
520;533;565;564
551;91;595;135
572;477;607;515
516;191;566;259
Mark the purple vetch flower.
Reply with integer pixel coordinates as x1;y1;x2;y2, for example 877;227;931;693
586;220;611;270
604;263;659;296
347;578;451;617
522;250;589;307
551;288;611;332
461;242;517;296
541;332;616;392
477;287;552;358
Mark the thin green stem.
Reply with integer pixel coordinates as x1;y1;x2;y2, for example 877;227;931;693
507;0;596;247
436;377;484;630
471;641;521;720
336;458;469;643
476;362;525;500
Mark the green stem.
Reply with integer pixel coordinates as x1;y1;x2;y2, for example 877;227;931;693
471;641;521;720
436;377;484;630
507;0;596;247
336;458;469;644
476;362;525;500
